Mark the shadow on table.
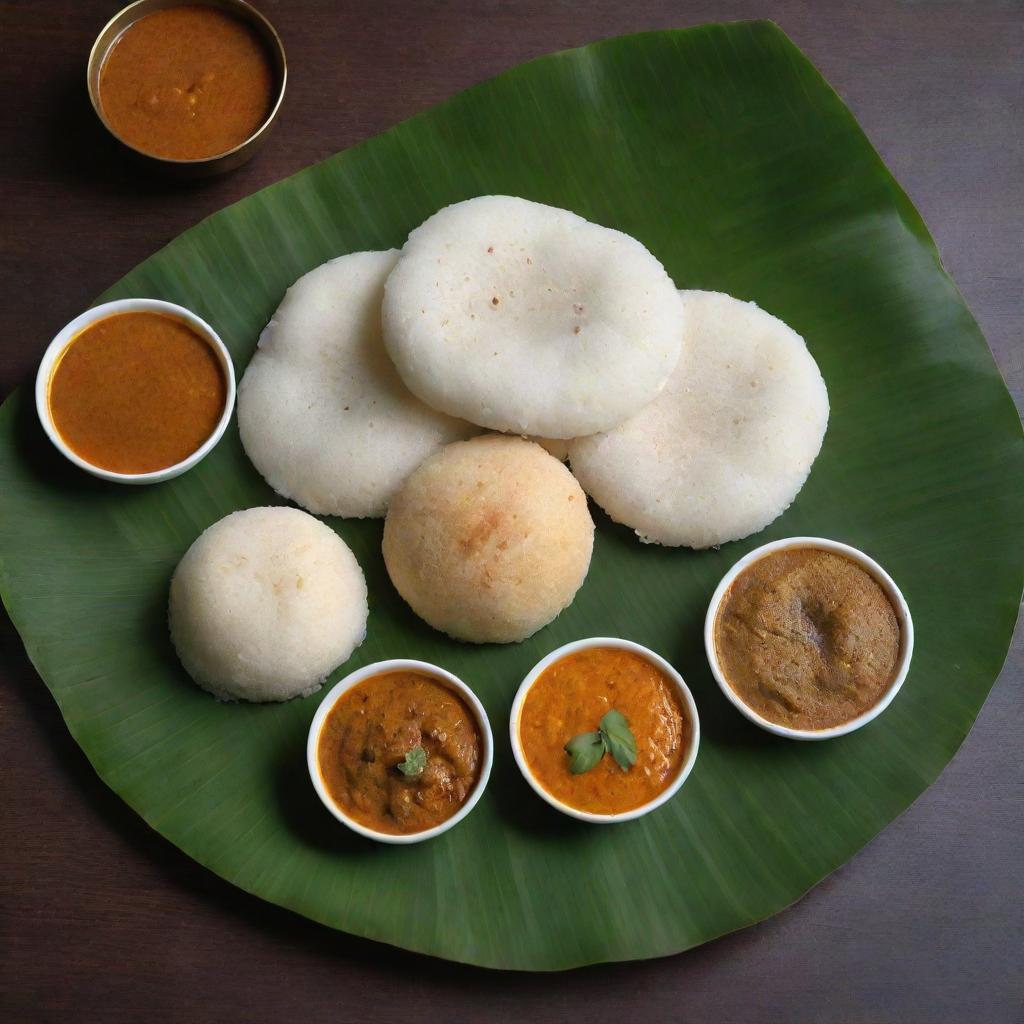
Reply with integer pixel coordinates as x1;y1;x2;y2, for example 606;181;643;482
42;66;224;197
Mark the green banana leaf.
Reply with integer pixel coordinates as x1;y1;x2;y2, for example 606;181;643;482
2;21;1022;971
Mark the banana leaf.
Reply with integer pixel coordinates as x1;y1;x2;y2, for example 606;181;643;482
1;21;1021;970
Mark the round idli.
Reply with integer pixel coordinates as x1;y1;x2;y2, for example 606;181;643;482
382;196;685;438
383;435;594;644
238;250;477;519
568;291;829;549
169;507;368;702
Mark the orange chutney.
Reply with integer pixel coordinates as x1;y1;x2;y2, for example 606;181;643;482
48;312;226;474
317;671;483;836
98;5;276;160
519;648;689;815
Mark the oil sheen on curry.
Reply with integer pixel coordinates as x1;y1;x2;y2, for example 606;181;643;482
317;671;483;835
48;311;226;474
519;647;689;815
714;547;901;730
98;5;276;160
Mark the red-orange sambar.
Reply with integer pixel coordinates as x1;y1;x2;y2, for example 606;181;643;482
518;647;690;815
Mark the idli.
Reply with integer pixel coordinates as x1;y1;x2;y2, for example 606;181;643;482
569;291;829;549
169;507;368;702
383;435;594;644
238;250;477;519
382;196;685;438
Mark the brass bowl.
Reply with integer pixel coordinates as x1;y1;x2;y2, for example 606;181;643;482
86;0;287;177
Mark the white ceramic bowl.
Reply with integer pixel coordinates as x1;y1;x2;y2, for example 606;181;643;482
307;659;494;845
509;637;700;824
704;536;914;740
35;298;236;484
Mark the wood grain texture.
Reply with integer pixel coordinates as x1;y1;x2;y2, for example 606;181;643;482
1;0;1021;1020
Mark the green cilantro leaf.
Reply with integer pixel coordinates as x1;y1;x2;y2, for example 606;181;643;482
397;745;427;777
599;709;638;771
564;731;606;774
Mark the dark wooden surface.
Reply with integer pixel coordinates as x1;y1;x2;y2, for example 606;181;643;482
2;1;1021;1021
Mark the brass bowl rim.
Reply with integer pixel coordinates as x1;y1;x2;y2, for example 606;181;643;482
86;0;287;166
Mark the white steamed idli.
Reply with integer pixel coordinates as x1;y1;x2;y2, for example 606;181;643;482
383;435;594;644
568;290;829;549
238;250;477;519
381;196;685;438
169;507;368;702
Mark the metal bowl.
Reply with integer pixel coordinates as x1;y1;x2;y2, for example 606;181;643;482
86;0;287;177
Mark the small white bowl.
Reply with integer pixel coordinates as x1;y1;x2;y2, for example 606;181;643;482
509;637;700;824
307;659;494;845
704;536;914;740
35;298;236;484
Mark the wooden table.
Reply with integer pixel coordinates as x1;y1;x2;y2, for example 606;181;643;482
2;2;1021;1020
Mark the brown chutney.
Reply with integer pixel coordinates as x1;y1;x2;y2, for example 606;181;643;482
317;670;482;835
714;548;901;731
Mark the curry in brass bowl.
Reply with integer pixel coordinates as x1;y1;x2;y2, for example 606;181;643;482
87;0;286;175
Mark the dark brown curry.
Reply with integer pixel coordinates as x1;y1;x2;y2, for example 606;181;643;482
317;670;483;835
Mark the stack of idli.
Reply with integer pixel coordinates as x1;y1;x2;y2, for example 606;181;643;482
237;250;478;519
170;194;830;698
381;196;685;439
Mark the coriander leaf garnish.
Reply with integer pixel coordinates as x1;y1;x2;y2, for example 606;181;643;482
397;745;427;777
564;711;638;774
564;731;606;774
600;709;638;771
